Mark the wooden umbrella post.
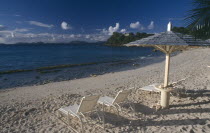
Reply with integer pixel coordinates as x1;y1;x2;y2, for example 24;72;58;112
154;45;174;109
160;23;175;109
161;52;171;109
164;53;170;87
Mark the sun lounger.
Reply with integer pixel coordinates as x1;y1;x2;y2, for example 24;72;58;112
139;83;161;92
140;78;188;92
98;89;133;116
57;95;103;133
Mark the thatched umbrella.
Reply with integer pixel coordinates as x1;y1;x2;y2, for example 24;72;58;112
124;22;210;109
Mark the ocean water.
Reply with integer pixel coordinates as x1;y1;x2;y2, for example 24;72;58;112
0;43;162;72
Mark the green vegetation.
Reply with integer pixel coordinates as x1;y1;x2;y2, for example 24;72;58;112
106;25;209;47
106;32;154;46
172;26;210;40
186;0;210;39
172;27;191;35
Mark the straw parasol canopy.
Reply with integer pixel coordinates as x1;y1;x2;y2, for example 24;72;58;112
124;22;210;108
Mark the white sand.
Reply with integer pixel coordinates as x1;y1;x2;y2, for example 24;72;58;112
0;48;210;133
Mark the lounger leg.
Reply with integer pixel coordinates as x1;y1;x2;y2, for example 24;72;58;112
57;110;62;119
67;113;71;125
57;112;80;133
129;102;136;117
126;100;134;112
95;111;104;129
131;103;135;112
112;105;120;117
78;116;84;133
102;105;105;129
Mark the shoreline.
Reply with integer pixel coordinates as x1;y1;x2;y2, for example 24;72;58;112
0;53;165;90
0;60;134;74
0;48;210;132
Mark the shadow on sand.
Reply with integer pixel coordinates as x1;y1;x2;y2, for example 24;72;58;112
156;108;210;115
170;89;210;108
89;99;209;132
95;110;208;131
171;100;210;108
127;118;209;130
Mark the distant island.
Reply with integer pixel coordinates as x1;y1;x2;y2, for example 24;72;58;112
106;32;154;46
0;41;106;45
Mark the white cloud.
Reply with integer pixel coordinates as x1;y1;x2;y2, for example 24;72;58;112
0;37;5;43
101;29;108;34
0;29;29;33
120;29;126;33
130;21;140;29
130;21;144;30
0;31;109;44
11;32;15;38
61;21;71;30
148;21;154;30
0;22;110;43
28;21;54;28
108;23;120;35
76;34;82;38
0;25;6;31
0;28;31;39
102;23;120;35
70;34;75;38
14;28;29;32
85;35;90;39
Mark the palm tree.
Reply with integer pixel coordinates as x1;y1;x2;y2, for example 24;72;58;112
186;0;210;39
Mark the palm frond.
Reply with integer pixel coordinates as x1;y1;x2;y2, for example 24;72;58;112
186;0;210;39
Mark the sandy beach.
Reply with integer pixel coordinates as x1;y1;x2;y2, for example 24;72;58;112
1;47;210;133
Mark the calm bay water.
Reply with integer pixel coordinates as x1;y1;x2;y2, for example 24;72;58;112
0;43;162;71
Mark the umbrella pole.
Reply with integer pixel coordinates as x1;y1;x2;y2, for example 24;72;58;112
164;53;170;87
161;52;170;109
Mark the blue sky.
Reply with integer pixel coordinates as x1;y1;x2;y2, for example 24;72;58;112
0;0;193;43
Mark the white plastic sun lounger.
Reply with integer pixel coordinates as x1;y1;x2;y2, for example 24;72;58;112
98;89;133;116
140;78;188;92
140;83;161;92
57;95;103;133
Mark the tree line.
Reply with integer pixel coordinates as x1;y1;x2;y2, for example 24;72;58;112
172;26;209;40
106;32;153;46
106;25;210;46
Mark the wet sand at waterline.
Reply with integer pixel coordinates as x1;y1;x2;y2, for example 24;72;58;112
1;48;210;132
